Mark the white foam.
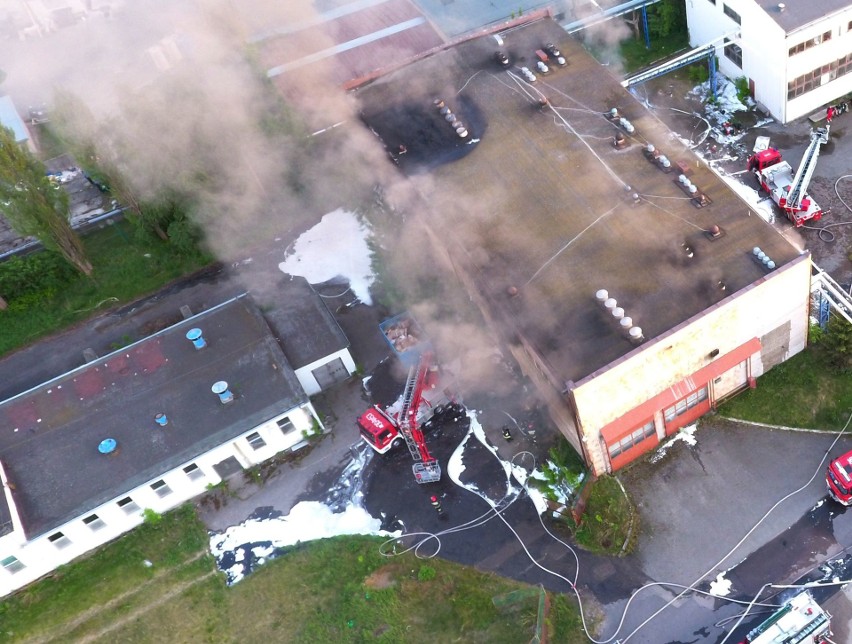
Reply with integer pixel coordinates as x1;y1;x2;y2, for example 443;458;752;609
709;571;733;597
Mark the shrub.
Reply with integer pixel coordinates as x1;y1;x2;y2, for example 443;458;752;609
734;76;750;102
0;251;77;303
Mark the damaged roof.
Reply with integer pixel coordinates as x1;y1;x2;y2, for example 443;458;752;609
355;17;804;385
0;295;306;538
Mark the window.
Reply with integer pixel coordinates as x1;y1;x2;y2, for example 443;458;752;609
151;480;172;498
723;4;741;25
277;417;295;435
117;496;140;514
789;31;833;57
787;53;852;100
724;39;743;68
707;0;716;4
1;556;25;574
48;531;71;549
246;431;266;450
183;463;205;481
83;514;106;531
608;420;656;459
664;388;709;423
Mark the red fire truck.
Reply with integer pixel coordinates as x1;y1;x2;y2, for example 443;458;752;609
357;353;462;484
827;449;852;505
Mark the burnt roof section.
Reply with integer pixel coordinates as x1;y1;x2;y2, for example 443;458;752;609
755;0;850;33
263;275;350;369
0;295;307;538
354;18;803;385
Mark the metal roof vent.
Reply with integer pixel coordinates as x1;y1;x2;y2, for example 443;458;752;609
777;3;785;12
155;413;168;426
628;326;645;344
212;381;234;404
186;328;206;350
604;297;618;312
595;289;609;303
98;438;117;454
612;307;625;320
619;316;633;331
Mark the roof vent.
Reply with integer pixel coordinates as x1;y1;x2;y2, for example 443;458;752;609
777;3;785;12
628;326;645;344
186;328;206;350
212;381;234;404
154;413;168;426
619;316;633;330
612;307;625;320
98;438;118;454
595;289;609;303
604;297;617;312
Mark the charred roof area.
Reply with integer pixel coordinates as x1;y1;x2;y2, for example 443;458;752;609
355;18;803;384
0;296;306;538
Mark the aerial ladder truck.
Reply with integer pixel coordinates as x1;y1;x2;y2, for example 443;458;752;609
747;125;830;227
357;352;461;484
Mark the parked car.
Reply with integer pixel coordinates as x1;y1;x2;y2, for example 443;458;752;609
494;51;510;67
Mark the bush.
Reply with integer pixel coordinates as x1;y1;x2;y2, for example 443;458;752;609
687;63;709;84
0;251;77;303
734;76;750;103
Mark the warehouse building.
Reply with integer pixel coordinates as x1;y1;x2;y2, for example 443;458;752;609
355;16;811;475
687;0;852;123
0;295;322;597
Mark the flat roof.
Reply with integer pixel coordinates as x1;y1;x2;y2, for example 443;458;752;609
0;295;307;538
0;95;30;143
355;18;803;385
263;275;350;369
755;0;851;33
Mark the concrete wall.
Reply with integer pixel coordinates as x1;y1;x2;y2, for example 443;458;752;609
570;254;811;474
294;348;356;396
0;403;318;598
686;0;852;122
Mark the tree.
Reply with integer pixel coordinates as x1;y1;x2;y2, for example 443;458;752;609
647;0;687;39
822;315;852;372
0;126;92;275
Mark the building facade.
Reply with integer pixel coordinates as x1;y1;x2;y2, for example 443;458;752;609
686;0;852;122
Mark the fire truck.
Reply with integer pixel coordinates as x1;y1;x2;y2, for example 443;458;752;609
357;352;462;484
826;449;852;504
747;125;830;227
738;590;831;643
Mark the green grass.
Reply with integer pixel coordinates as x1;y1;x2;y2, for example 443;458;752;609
0;505;587;642
0;221;213;357
719;347;852;430
619;31;690;73
572;476;636;555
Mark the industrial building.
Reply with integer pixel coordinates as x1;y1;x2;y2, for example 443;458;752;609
0;295;323;597
687;0;852;123
355;16;811;475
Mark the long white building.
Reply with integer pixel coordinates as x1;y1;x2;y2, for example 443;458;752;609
0;295;323;597
687;0;852;122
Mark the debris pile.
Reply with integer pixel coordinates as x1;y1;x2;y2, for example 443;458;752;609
383;317;422;353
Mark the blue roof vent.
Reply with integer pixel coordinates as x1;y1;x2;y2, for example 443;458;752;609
98;438;118;454
154;413;168;426
186;328;207;350
211;381;234;404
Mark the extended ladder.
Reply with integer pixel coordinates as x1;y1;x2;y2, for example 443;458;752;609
788;125;830;209
397;358;442;484
397;364;425;461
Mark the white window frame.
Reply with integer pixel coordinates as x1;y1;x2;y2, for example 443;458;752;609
183;463;205;481
277;417;295;435
117;496;140;514
83;513;106;531
48;531;72;550
1;555;25;574
246;431;267;450
151;480;172;498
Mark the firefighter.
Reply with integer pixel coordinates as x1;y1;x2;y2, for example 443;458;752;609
827;105;835;123
502;426;513;441
430;495;443;515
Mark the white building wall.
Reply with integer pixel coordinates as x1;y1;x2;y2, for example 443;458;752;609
686;0;852;122
294;348;356;396
571;254;812;474
0;404;318;597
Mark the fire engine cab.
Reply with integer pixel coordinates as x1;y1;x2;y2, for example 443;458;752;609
739;590;831;643
827;449;852;505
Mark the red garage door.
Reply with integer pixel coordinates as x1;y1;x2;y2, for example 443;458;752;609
663;387;710;435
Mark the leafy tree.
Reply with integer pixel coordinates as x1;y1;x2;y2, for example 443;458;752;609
822;315;852;372
647;0;687;39
0;126;92;275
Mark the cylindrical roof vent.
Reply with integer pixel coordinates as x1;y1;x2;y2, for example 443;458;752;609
212;381;234;404
186;328;206;350
595;289;608;303
619;316;633;330
98;438;117;454
629;326;644;343
155;413;168;426
612;307;624;320
659;156;671;168
604;297;617;311
679;174;688;185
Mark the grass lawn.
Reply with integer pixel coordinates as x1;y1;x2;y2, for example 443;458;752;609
719;347;852;430
0;505;586;642
571;476;636;555
619;31;690;73
0;221;213;358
